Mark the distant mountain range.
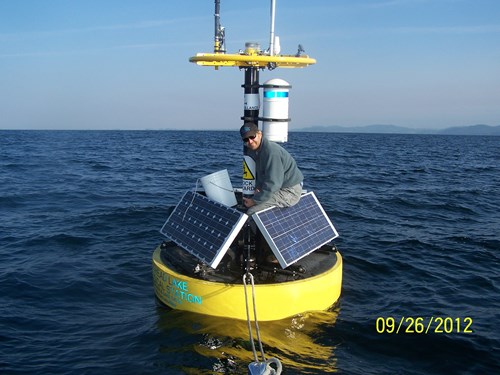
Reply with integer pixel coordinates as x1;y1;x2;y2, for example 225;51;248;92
294;124;500;136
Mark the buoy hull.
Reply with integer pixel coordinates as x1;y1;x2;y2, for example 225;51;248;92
152;244;342;321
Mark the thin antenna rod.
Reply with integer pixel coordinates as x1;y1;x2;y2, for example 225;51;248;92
269;0;276;56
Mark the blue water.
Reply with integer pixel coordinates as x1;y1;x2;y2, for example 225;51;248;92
1;130;499;374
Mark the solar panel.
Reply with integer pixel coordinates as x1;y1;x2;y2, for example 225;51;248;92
253;192;339;268
160;191;248;269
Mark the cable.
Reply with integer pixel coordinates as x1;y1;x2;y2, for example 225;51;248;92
243;272;259;362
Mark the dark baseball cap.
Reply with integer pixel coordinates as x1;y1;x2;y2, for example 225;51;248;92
240;122;259;139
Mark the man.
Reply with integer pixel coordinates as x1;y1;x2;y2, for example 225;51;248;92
240;122;303;215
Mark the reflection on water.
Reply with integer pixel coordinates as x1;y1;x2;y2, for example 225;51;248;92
156;305;340;374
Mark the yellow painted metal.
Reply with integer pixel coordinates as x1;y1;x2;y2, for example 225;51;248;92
152;245;342;321
189;53;316;68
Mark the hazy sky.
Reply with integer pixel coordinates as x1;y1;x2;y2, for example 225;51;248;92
1;0;499;130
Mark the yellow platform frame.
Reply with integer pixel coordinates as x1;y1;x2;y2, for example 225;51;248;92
189;53;316;68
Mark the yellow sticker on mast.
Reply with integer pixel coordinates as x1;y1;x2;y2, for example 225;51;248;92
243;158;255;180
242;156;256;195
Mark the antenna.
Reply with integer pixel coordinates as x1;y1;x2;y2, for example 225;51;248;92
269;0;277;56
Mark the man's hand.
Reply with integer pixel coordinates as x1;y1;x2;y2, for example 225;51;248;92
242;197;256;208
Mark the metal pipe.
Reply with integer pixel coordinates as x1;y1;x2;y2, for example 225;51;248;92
214;0;221;52
242;68;260;124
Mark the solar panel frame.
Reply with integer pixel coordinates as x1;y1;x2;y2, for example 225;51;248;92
253;191;339;268
160;191;248;269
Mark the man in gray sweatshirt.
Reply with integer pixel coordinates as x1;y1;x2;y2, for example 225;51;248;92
240;122;303;215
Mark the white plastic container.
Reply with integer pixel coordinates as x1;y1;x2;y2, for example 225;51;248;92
262;78;291;143
200;169;237;207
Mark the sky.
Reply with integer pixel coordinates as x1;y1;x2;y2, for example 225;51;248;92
1;0;499;130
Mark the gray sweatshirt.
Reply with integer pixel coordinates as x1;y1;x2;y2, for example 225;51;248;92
246;137;303;204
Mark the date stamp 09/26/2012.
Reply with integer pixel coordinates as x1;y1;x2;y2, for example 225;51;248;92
375;316;473;334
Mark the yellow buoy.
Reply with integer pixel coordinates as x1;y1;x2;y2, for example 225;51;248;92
152;244;342;321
